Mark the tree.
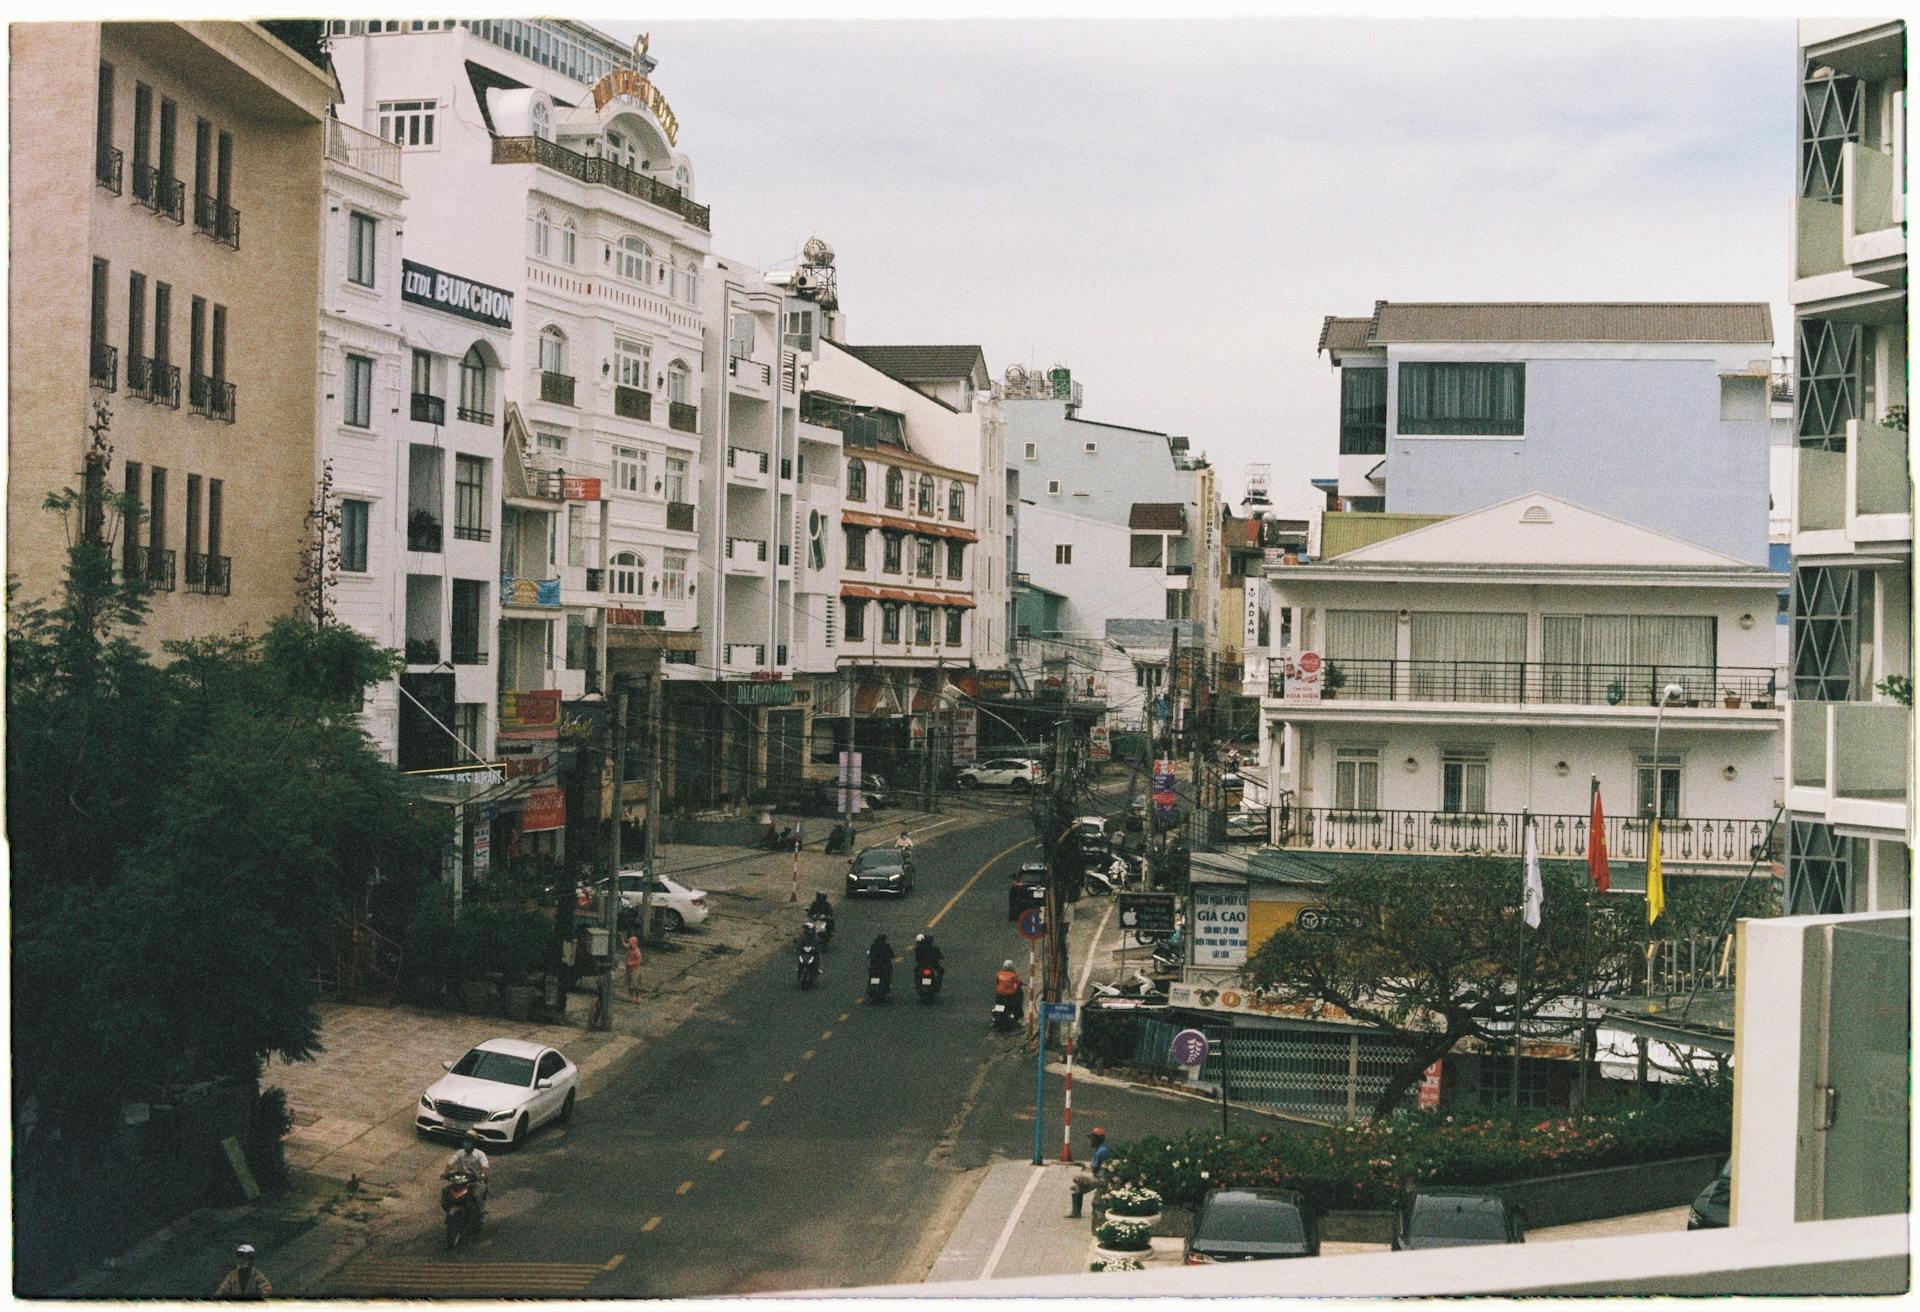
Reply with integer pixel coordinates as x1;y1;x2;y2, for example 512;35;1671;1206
1246;856;1643;1118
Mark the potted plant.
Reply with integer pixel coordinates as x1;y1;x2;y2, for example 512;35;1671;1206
1090;1257;1146;1273
1092;1217;1154;1263
1876;674;1913;706
1103;1184;1163;1228
1721;687;1742;710
1322;662;1346;700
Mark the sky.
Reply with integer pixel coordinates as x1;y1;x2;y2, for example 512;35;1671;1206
598;17;1797;516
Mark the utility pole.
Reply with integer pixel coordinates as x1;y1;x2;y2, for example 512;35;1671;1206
1047;717;1073;1005
843;664;861;848
637;663;664;954
594;684;630;1032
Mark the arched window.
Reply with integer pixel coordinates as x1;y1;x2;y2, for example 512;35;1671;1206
681;259;700;304
948;483;965;521
916;474;935;515
560;219;577;265
538;325;567;375
618;235;654;285
667;360;691;406
610;550;644;596
532;208;551;258
885;466;905;510
458;344;491;422
530;99;552;141
846;458;867;501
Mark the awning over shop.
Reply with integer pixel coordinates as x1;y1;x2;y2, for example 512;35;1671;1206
842;510;979;543
840;582;976;608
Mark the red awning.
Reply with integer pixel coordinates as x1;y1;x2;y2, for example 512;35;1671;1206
841;582;976;609
841;510;979;543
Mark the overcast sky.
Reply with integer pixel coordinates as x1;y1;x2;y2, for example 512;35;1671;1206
601;18;1795;515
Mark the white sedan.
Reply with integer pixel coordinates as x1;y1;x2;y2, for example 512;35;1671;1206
615;871;711;930
416;1038;578;1148
956;758;1046;790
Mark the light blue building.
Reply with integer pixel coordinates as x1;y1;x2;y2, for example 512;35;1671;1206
1321;302;1776;565
998;364;1193;529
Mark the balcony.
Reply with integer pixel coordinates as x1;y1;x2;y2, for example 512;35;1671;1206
458;403;495;426
1841;140;1904;274
669;401;698;433
189;374;236;422
490;135;712;231
539;370;576;407
192;193;241;250
1845;417;1912;548
1789;698;1911;837
1267;659;1778;710
127;545;177;592
725;643;767;669
128;356;181;407
95;144;122;195
89;341;117;392
1274;805;1773;869
728;354;772;392
325;117;402;185
726;445;770;486
404;638;439;666
666;500;696;533
451;641;489;667
614;385;651;421
410;393;446;425
724;536;767;574
453;518;491;544
132;166;185;223
407;512;443;553
184;552;231;595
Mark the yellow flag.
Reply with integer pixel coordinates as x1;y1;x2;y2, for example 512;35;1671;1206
1645;819;1664;924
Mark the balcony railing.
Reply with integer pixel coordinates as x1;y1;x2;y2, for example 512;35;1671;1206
189;374;236;422
1269;659;1778;709
1851;417;1911;520
669;401;697;433
1274;805;1774;868
133;166;185;223
614;385;651;421
192;193;240;249
726;536;768;563
95;145;123;195
539;370;575;406
404;638;440;666
128;545;177;592
453;520;491;544
458;403;494;426
410;393;446;425
451;643;489;667
184;552;231;595
128;356;181;407
325;117;403;185
725;644;767;667
729;355;772;387
778;543;791;566
666;500;695;532
1166;564;1193;576
407;516;443;553
490;135;712;230
727;445;769;475
89;341;117;391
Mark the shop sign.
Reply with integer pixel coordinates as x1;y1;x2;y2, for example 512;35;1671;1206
588;66;679;145
729;680;795;706
1192;887;1249;966
500;689;562;736
522;786;567;833
1117;892;1177;936
401;259;513;328
561;475;602;501
1279;650;1322;701
1152;760;1178;820
472;823;491;879
501;575;561;608
1089;722;1111;761
607;608;661;627
1416;1060;1444;1110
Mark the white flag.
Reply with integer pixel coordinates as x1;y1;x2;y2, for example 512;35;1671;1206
1523;823;1544;930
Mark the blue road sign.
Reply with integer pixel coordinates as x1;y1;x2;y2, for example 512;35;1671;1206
1043;1002;1078;1023
1018;907;1046;941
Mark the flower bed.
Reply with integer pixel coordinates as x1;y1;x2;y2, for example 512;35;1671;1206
1092;1217;1154;1253
1106;1093;1732;1214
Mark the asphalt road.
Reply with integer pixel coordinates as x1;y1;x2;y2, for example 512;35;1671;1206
332;795;1223;1297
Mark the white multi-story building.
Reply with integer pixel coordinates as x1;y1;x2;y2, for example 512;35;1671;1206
1784;17;1911;915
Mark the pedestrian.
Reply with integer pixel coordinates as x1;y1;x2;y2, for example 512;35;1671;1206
1069;1126;1112;1219
624;933;642;1000
215;1244;272;1300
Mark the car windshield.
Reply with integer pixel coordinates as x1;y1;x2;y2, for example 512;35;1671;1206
854;850;904;871
1410;1199;1507;1239
451;1048;536;1086
1202;1198;1304;1243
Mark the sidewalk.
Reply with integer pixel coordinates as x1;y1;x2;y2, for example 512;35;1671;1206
55;805;985;1299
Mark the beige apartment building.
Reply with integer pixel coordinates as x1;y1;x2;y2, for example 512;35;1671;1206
9;22;333;647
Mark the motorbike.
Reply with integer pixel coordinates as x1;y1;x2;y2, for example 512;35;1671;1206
761;823;803;852
990;986;1023;1033
915;964;942;1003
441;1169;483;1250
1150;935;1183;972
1087;854;1140;897
809;912;834;946
1089;969;1167;1009
867;964;893;1003
797;939;823;989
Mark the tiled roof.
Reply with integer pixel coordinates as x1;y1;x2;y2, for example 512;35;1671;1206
1317;316;1374;354
1367;300;1773;345
838;344;988;384
1129;502;1187;532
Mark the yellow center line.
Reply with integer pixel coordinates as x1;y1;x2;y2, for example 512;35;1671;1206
641;1216;662;1233
838;1012;850;1022
820;1029;833;1040
734;1119;750;1133
708;1147;725;1163
802;1049;815;1061
782;1071;796;1083
603;1254;626;1272
676;1180;694;1196
927;836;1037;931
760;1095;774;1106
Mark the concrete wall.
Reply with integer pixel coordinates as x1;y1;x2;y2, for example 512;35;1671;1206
1003;395;1189;528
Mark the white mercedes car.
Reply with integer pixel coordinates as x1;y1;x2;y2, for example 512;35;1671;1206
417;1038;578;1148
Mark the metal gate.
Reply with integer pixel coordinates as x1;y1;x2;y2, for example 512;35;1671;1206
1137;1017;1423;1123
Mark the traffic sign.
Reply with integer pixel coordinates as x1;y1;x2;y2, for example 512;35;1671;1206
1043;1002;1078;1023
1170;1027;1208;1067
1017;907;1046;941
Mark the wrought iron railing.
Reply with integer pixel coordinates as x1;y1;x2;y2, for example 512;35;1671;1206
128;356;181;407
614;385;651;421
192;193;240;248
410;393;446;425
540;370;575;406
727;536;768;563
134;166;185;223
1269;659;1778;708
490;135;712;229
189;374;236;422
668;401;697;433
728;445;769;475
89;341;117;392
453;520;491;543
666;500;695;532
128;545;177;591
457;403;494;426
1273;805;1774;868
95;144;123;194
185;552;231;595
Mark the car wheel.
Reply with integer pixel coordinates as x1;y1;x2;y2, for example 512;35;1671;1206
558;1089;576;1125
1011;777;1030;792
663;909;685;932
958;775;978;789
510;1114;529;1149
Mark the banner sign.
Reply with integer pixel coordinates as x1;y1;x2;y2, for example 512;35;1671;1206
1279;650;1322;701
1417;1060;1445;1110
1152;760;1178;820
561;475;602;501
499;689;561;736
1117;892;1178;936
729;680;795;706
501;575;562;608
401;259;513;329
521;786;566;833
1192;886;1249;967
1089;722;1111;761
607;608;655;627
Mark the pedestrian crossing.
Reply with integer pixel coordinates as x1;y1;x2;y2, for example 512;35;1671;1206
330;1256;618;1296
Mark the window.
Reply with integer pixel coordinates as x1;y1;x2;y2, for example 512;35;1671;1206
96;63;115;178
344;353;373;428
411;348;435;400
148;466;167;558
664;457;687;502
1334;746;1379;810
378;99;436;147
190;294;205;380
1055;543;1072;565
885;467;905;509
844;599;865;641
211;305;226;382
1636;755;1683;819
348;212;376;287
947;539;964;579
1441;749;1489;814
946;608;963;645
916;474;935;515
454;456;488;540
451;580;485;664
459;345;490;420
1024;441;1038;461
560;220;576;265
882;532;903;573
729;311;755;360
948;484;965;521
605;129;637;169
530;99;552;141
215;130;232;214
532;208;550;258
193;118;210;210
846;458;867;501
341;499;370;572
158;96;176;184
915;537;935;577
845;527;867;569
610;550;643;596
1047;479;1061;495
154;282;171;364
1165;589;1190;620
1130;535;1165;568
207;477;223;572
126;270;146;363
538;325;566;375
914;606;934;645
617;235;654;285
662;550;688;599
1397;362;1525;436
612;446;644;494
132;82;152;178
615;337;650;390
453;703;483;754
784;307;815;351
1339;366;1387;454
667;360;691;405
881;604;901;644
1084;441;1098;453
536;425;567;454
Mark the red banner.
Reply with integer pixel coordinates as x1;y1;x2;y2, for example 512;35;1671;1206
561;476;601;501
500;688;562;735
521;786;567;833
1416;1060;1444;1110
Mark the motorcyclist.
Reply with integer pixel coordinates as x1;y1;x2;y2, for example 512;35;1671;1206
913;932;944;988
868;933;896;989
444;1134;491;1215
994;958;1024;1016
799;918;822;951
807;890;834;924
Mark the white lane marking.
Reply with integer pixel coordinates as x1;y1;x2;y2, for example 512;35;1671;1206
980;1162;1049;1281
1074;900;1116;1009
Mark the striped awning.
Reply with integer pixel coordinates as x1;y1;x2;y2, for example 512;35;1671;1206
842;510;979;543
841;582;976;609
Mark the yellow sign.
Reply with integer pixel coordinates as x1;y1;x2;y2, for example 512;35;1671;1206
589;66;679;146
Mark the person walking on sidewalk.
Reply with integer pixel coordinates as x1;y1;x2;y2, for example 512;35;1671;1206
624;933;643;1001
1069;1127;1112;1219
214;1244;272;1300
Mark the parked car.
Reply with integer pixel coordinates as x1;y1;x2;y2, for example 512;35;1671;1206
416;1038;578;1148
1185;1188;1321;1263
1069;816;1111;863
956;758;1045;791
614;871;711;931
1687;1159;1731;1230
846;845;915;896
1393;1190;1526;1249
1008;862;1048;919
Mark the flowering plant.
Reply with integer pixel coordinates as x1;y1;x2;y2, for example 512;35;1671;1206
1091;1257;1145;1272
1093;1218;1153;1252
1102;1184;1162;1217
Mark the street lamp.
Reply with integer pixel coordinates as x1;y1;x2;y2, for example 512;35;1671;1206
1649;681;1686;824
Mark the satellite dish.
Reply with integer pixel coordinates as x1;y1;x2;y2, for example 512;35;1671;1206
1005;364;1028;384
802;236;835;266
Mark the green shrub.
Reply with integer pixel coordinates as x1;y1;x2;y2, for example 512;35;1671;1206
245;1085;293;1187
1094;1218;1153;1252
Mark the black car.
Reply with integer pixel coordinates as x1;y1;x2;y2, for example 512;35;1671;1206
1069;816;1111;864
1687;1159;1731;1230
1393;1189;1525;1249
1008;862;1048;919
846;846;915;897
1184;1189;1320;1263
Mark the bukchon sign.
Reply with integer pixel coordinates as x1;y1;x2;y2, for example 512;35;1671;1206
400;260;513;329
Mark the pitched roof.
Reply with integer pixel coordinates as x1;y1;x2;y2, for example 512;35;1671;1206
1317;316;1374;354
1129;502;1187;532
838;344;989;385
1366;301;1773;345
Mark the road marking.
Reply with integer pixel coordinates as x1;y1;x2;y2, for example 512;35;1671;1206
820;1029;833;1040
641;1216;662;1233
603;1254;625;1272
707;1147;725;1163
332;1259;611;1295
927;836;1037;931
839;1012;850;1022
1076;899;1116;1006
802;1049;815;1061
760;1095;774;1106
980;1164;1050;1280
676;1179;694;1195
782;1071;796;1083
734;1119;750;1133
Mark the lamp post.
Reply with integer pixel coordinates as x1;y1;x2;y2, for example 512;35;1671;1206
1645;681;1685;1011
